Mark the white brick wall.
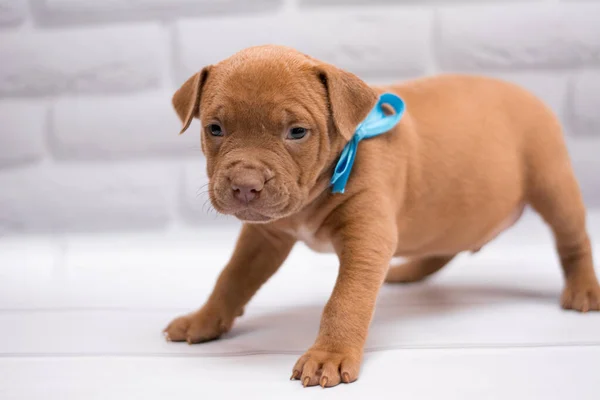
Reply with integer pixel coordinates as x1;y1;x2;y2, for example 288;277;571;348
0;162;174;234
0;101;46;167
0;0;27;26
50;92;200;159
34;0;281;25
570;72;600;137
0;0;599;234
437;3;600;70
0;24;166;96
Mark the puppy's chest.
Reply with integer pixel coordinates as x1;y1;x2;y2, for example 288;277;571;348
288;225;335;254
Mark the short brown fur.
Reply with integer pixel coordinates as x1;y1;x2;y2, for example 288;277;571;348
165;45;600;388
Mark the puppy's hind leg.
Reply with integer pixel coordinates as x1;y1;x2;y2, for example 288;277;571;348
385;255;455;284
527;142;600;311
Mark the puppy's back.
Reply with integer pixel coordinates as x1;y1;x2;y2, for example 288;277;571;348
376;74;568;253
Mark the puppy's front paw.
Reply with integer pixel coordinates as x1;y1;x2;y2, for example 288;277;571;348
561;281;600;312
163;307;233;344
291;347;361;388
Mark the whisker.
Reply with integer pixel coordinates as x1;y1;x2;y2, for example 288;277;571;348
195;183;210;196
193;186;234;221
202;198;213;214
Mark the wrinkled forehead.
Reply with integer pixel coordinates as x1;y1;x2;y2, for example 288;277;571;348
201;57;327;128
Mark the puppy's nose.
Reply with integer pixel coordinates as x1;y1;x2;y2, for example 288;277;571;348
231;176;264;204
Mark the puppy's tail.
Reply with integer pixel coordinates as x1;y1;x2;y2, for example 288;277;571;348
385;255;455;284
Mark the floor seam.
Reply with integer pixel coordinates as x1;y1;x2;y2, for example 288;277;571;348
2;342;600;359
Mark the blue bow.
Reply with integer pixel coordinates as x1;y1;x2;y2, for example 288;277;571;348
330;93;406;194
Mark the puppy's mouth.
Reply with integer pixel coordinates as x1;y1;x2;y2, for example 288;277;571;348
215;200;284;223
209;182;295;224
233;209;273;223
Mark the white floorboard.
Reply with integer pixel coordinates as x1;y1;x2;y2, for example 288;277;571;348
1;211;600;399
1;347;599;400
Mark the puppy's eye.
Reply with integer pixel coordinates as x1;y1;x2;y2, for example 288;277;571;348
287;127;307;140
208;124;223;137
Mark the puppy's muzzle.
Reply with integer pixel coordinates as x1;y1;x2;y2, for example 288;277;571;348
224;161;274;206
212;157;289;222
230;171;264;205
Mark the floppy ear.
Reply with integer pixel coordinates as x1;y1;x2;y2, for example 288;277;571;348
316;64;378;141
172;66;212;135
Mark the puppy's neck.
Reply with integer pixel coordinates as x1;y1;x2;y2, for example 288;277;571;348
305;167;335;208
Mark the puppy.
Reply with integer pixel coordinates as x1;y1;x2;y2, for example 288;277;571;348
164;45;600;388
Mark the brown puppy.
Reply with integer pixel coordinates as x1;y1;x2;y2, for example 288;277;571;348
164;45;600;388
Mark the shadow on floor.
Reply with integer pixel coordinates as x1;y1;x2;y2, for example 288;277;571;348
194;280;563;352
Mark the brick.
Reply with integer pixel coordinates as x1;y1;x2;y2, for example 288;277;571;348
51;92;202;160
175;15;288;81
301;0;498;4
0;162;174;233
301;0;515;4
0;101;47;167
34;0;282;25
176;9;431;81
437;3;600;70
569;72;600;137
301;0;411;4
566;137;600;208
0;24;165;96
179;161;240;226
293;9;431;78
0;0;27;26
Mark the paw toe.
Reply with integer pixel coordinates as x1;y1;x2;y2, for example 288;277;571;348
561;284;600;312
299;359;320;387
292;349;360;388
340;358;360;383
163;316;191;342
164;310;228;344
320;361;342;387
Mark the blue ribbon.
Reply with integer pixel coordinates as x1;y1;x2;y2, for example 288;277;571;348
330;93;406;194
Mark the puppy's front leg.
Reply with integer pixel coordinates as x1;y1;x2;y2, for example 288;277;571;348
164;224;295;343
292;211;397;388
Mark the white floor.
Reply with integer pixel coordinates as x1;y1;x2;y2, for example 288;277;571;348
1;212;600;399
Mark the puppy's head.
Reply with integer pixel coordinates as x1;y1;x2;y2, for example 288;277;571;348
173;45;377;223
